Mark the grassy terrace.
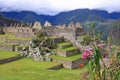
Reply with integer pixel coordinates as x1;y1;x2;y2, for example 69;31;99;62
63;46;77;51
0;39;3;43
0;58;87;80
0;34;31;40
0;33;15;38
0;43;18;46
0;50;19;59
51;53;82;61
57;42;71;46
9;37;31;40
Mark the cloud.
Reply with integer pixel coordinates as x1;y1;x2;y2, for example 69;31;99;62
0;0;120;15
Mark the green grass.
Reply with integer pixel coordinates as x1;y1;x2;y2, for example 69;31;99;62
0;58;87;80
0;50;19;59
0;43;17;46
0;34;31;40
57;42;71;46
10;37;31;40
0;39;3;43
63;46;77;51
0;34;15;38
51;53;82;61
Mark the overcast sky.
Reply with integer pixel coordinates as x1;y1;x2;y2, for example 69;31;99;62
0;0;120;15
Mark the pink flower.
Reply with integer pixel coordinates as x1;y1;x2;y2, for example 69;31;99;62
82;48;93;60
89;48;93;52
82;52;87;59
86;50;92;55
98;44;103;48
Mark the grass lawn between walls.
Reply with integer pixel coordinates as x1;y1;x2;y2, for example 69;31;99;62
0;50;87;80
0;50;19;59
51;53;82;61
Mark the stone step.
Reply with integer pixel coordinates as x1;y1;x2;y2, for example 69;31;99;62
51;53;87;69
54;46;79;57
47;63;63;70
51;53;82;61
57;42;72;49
53;37;64;44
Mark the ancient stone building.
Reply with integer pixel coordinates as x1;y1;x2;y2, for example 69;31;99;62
1;21;85;40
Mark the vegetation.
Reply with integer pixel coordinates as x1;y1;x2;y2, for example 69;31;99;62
110;20;120;46
32;31;56;49
51;53;82;61
0;57;87;80
57;42;71;46
81;22;120;80
0;50;19;59
0;34;31;40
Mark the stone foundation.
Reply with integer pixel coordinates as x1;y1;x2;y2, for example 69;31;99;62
0;55;24;64
55;49;79;57
47;63;63;70
0;44;16;51
52;58;87;69
4;39;30;46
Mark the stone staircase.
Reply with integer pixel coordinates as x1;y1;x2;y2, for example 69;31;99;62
51;41;87;69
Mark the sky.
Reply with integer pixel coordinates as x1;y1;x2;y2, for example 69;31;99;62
0;0;120;15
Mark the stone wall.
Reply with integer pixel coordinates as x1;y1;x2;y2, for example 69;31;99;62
0;44;16;51
52;58;87;69
53;37;64;44
15;33;34;38
71;58;87;69
0;55;24;64
4;39;30;46
55;49;79;57
47;63;63;70
52;58;71;69
3;27;34;38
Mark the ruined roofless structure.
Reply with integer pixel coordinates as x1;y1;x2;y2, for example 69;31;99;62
1;21;85;40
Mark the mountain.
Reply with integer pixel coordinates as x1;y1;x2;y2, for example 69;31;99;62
0;9;120;39
0;9;120;25
0;14;23;27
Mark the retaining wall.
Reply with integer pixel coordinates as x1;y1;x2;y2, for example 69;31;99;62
47;63;63;70
0;44;16;51
52;58;87;69
55;49;79;57
4;39;30;46
0;55;24;64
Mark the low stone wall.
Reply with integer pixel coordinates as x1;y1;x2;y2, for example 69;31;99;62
0;44;16;51
0;55;24;64
52;58;87;69
15;46;23;52
66;49;79;57
47;63;63;70
4;39;30;46
52;58;71;69
71;58;87;69
54;37;64;44
15;33;34;38
55;49;79;57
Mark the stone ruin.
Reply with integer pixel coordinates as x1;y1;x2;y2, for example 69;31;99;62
26;41;53;61
0;21;88;69
1;21;84;39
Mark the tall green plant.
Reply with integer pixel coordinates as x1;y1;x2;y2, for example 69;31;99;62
88;46;102;80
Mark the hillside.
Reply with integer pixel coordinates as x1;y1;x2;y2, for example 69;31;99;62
0;9;119;39
0;9;120;25
0;14;30;27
